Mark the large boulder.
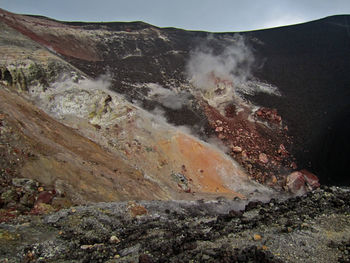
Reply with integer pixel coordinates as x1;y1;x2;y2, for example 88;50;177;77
286;170;320;194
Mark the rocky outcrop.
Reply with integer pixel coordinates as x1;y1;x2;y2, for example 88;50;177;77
0;186;349;262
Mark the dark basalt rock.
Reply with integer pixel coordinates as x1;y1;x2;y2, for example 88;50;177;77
244;16;350;185
1;187;349;262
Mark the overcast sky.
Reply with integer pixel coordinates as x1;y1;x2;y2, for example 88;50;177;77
2;0;350;32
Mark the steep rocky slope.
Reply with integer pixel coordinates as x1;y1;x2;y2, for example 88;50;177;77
1;8;349;186
0;8;349;262
2;8;340;192
0;8;273;207
244;16;350;185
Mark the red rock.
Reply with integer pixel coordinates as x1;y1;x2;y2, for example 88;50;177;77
215;126;223;132
184;188;192;193
290;162;298;169
300;169;320;189
13;148;21;155
218;133;226;139
232;146;242;153
275;156;282;161
278;144;288;156
286;171;306;194
279;144;286;151
259;153;268;164
128;202;148;217
286;170;320;194
35;191;54;205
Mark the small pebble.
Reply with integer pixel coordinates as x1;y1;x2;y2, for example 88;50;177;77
110;235;120;244
253;234;262;241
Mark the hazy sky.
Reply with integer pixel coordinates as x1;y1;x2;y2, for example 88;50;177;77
2;0;350;32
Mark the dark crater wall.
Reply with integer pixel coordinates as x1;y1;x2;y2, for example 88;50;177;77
242;15;350;185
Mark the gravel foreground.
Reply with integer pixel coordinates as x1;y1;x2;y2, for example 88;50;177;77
1;186;350;263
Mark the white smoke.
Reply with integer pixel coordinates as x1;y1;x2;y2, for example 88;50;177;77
186;34;280;104
187;34;254;91
146;83;190;110
207;136;230;153
149;106;168;127
75;74;112;93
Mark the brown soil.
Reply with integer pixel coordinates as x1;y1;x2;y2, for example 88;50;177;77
0;87;170;204
0;8;101;61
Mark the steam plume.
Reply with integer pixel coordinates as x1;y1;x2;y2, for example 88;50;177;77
186;34;280;105
186;34;254;92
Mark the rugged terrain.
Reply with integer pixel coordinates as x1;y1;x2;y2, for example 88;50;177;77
0;8;350;262
1;186;350;262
